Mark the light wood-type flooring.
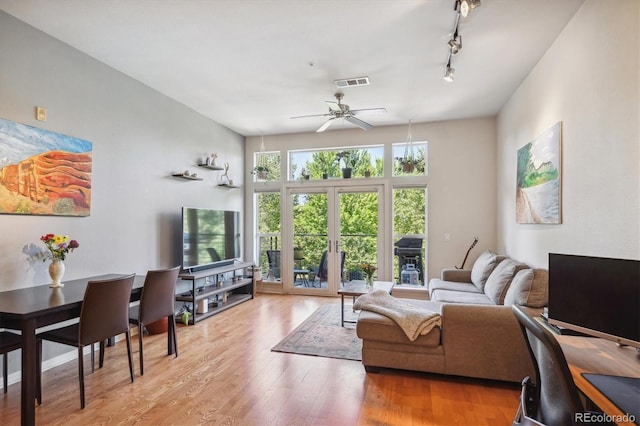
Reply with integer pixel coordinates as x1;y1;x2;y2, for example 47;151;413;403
0;294;520;425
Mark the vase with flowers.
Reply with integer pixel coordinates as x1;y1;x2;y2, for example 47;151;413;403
40;233;79;288
360;262;377;288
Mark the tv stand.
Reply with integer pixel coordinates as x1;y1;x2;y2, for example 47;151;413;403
177;261;255;324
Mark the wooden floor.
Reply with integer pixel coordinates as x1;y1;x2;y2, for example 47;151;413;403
0;294;519;425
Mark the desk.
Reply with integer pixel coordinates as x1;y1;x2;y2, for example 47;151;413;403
557;335;640;425
0;274;146;426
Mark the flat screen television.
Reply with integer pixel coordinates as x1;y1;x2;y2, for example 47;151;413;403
182;207;241;271
548;253;640;348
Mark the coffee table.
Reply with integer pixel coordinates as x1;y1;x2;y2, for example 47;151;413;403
338;280;394;327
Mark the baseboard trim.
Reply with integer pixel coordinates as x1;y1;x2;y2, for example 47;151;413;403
4;332;133;388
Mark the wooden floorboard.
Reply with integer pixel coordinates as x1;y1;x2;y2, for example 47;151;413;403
0;294;519;425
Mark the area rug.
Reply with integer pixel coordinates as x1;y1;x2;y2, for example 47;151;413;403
271;303;362;361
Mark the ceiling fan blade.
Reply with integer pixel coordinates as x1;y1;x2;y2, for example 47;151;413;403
344;115;373;131
351;107;387;115
316;118;335;132
290;113;331;119
326;101;342;112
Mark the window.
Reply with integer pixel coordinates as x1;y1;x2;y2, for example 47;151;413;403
392;142;428;176
256;192;281;280
253;151;280;182
393;187;427;284
289;146;384;180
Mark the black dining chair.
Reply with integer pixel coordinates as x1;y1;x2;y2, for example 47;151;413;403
1;331;22;393
511;305;586;426
37;274;136;409
128;266;181;375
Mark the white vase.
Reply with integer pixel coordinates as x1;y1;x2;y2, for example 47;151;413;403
49;258;65;288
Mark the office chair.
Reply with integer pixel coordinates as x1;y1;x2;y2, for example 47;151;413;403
1;331;22;393
128;266;181;375
511;305;584;426
37;274;136;409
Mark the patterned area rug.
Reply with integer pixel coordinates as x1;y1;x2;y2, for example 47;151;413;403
271;303;362;361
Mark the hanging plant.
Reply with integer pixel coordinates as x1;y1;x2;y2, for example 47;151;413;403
396;120;416;173
252;165;270;180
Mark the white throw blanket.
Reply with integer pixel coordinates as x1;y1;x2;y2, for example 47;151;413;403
353;290;442;341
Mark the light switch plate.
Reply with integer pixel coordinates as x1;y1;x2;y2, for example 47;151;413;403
36;106;47;121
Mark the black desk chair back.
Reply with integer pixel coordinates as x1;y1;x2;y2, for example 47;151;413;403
1;331;22;393
511;305;584;426
37;274;136;409
129;266;181;375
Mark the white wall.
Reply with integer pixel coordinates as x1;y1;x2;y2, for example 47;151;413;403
245;117;497;279
497;0;639;267
0;11;245;291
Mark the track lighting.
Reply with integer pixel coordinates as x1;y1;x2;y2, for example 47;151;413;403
444;0;479;81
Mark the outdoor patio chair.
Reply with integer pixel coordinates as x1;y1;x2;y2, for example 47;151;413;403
311;250;345;287
266;250;281;280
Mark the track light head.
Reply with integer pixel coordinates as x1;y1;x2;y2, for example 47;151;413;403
460;0;481;17
448;35;462;55
444;65;455;82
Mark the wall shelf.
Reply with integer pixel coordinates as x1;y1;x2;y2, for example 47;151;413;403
172;173;203;181
198;164;224;170
217;183;239;188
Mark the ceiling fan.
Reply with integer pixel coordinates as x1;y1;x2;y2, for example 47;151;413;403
291;92;387;132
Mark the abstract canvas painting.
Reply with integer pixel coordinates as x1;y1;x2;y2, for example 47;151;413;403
0;117;92;216
516;122;561;224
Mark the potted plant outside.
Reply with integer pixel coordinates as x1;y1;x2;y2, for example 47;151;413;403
336;151;356;178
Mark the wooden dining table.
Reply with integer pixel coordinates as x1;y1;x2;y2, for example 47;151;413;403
0;274;148;426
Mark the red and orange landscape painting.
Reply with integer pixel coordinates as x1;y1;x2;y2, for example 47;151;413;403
0;118;92;216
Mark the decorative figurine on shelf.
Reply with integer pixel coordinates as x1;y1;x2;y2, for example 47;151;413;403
220;162;232;185
207;152;218;166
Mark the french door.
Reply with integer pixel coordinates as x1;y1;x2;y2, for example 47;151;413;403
284;184;384;295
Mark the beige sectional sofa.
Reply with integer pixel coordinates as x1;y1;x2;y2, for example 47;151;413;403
355;251;548;383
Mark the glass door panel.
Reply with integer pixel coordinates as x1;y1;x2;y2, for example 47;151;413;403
338;189;381;285
286;185;383;295
288;190;330;293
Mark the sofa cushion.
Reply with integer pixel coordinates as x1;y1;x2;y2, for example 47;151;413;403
504;268;549;308
428;278;483;298
431;289;494;305
483;259;528;305
471;250;504;290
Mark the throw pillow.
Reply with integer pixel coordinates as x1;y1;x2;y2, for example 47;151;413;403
483;258;528;305
504;268;549;308
470;250;504;291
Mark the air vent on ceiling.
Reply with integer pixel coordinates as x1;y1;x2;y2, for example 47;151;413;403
334;76;370;88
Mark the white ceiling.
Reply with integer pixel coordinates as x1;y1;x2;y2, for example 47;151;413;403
0;0;584;137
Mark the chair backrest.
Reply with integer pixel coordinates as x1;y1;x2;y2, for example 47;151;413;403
511;305;583;425
138;266;181;324
78;274;136;346
317;250;345;280
266;250;281;279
